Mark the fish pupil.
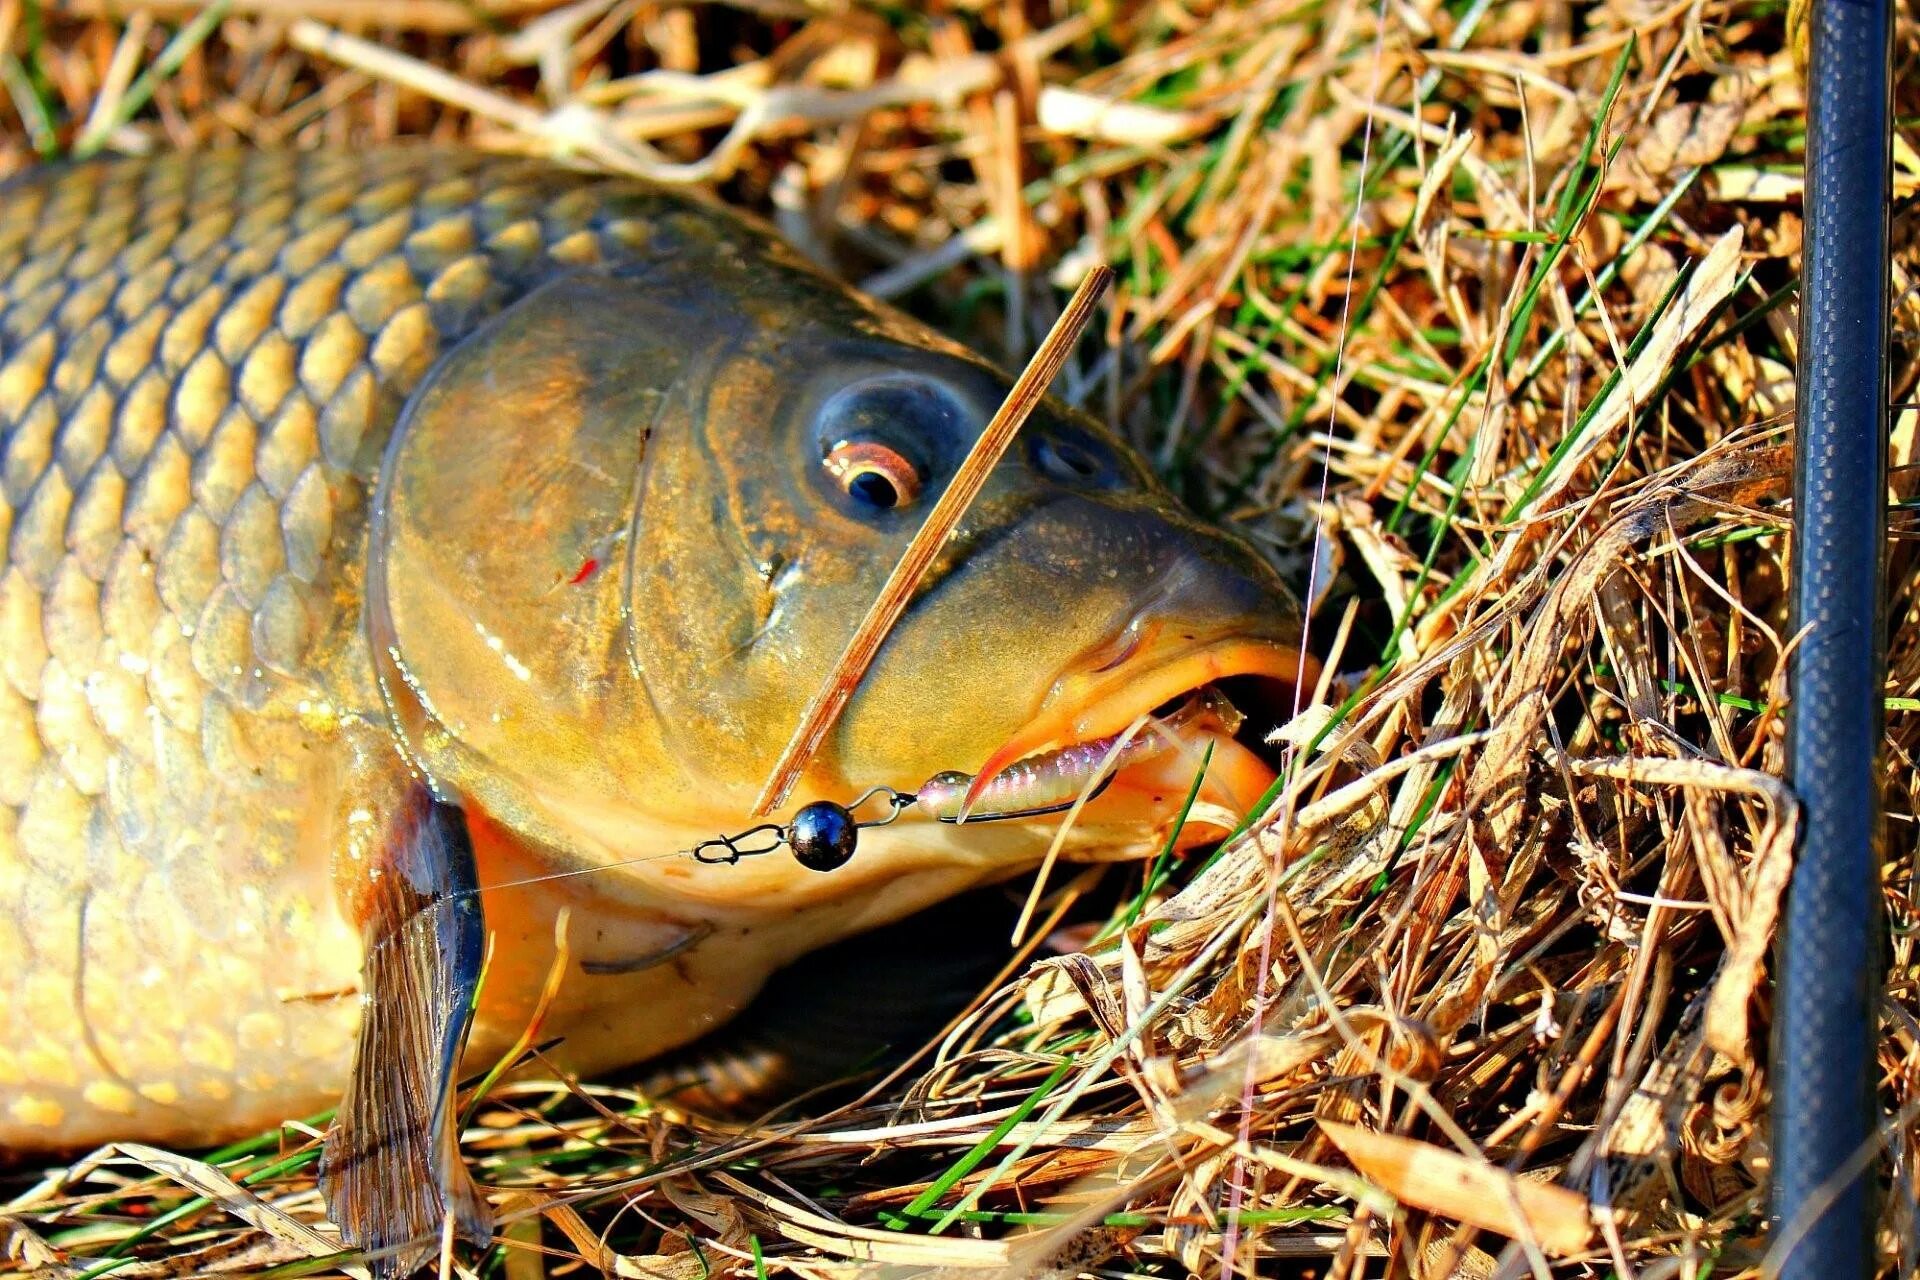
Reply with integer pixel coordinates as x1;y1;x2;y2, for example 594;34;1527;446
823;436;922;511
848;470;900;510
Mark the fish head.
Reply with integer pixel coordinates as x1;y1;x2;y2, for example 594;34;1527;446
371;246;1311;916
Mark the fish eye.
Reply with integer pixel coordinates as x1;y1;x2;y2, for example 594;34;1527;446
811;373;968;516
824;439;923;511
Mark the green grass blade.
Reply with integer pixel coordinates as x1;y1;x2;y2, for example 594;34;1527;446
73;2;233;159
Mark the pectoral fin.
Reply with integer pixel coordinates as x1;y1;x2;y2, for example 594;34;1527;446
322;787;491;1277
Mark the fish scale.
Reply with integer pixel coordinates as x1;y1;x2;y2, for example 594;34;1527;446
0;148;707;1144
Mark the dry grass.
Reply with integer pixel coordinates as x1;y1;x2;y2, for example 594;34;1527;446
5;0;1920;1276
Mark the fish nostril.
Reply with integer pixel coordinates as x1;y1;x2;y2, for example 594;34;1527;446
1035;436;1103;484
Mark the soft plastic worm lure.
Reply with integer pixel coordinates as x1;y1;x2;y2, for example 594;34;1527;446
733;693;1233;872
765;696;1237;872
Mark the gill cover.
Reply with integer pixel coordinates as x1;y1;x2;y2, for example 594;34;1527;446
369;266;710;843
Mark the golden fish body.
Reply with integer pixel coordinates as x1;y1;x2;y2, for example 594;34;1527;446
0;149;625;1145
0;149;1307;1154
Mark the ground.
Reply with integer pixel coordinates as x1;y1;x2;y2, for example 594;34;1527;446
4;1;1919;1277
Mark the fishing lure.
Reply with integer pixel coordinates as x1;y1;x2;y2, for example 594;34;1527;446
689;775;1118;875
563;691;1235;882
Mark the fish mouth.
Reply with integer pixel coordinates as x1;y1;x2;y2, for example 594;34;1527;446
943;626;1318;841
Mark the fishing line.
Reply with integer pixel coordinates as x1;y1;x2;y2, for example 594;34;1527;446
463;785;909;900
1218;0;1396;1270
457;776;1121;901
449;692;1236;899
408;680;1211;907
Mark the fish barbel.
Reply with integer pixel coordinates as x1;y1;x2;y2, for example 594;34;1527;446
0;148;1308;1266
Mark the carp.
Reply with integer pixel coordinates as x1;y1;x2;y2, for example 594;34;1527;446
0;148;1308;1268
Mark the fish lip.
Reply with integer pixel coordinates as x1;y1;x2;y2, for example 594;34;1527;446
959;626;1318;816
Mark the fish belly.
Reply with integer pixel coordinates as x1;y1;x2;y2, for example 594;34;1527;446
0;149;690;1148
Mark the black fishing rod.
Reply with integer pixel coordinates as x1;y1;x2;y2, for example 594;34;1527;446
1772;0;1894;1273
